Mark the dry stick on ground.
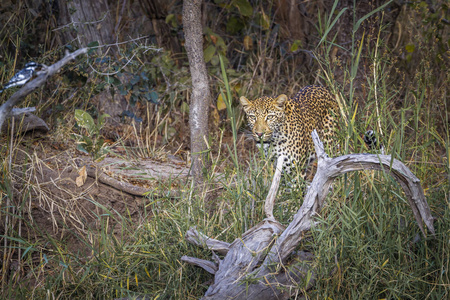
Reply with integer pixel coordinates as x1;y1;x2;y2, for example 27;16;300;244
182;130;435;300
0;48;88;130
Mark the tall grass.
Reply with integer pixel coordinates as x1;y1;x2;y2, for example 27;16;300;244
303;1;450;298
1;1;449;299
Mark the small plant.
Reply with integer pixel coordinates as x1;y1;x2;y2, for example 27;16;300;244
72;109;110;161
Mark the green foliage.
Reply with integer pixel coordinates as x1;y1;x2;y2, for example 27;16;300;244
219;54;240;173
72;109;110;161
408;0;449;57
89;47;164;108
204;27;228;66
115;71;159;106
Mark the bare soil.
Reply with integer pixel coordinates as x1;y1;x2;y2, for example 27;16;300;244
0;126;255;252
2;136;144;247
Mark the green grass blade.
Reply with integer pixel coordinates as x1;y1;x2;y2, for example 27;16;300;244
353;0;393;33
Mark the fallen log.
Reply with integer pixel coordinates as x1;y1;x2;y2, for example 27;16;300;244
1;109;49;135
81;156;190;197
182;130;435;300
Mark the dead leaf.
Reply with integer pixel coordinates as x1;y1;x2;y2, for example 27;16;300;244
217;94;227;111
76;166;87;187
211;106;220;128
243;35;253;51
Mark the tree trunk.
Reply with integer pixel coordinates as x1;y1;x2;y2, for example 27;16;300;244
138;0;181;55
56;0;116;51
274;0;306;41
182;0;211;186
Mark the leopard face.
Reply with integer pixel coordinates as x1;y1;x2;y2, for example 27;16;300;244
239;94;288;142
240;85;339;181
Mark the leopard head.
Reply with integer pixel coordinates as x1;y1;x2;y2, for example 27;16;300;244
239;94;288;142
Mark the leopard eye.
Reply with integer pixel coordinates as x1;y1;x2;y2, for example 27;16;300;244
247;115;256;122
266;114;276;121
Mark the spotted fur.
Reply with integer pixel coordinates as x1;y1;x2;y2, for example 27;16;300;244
240;85;339;181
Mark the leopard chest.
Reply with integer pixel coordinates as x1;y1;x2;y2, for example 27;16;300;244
264;115;313;174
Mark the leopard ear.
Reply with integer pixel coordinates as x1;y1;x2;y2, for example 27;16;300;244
274;94;288;109
239;96;251;108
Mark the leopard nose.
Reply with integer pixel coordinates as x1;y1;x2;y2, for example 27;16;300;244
255;132;264;138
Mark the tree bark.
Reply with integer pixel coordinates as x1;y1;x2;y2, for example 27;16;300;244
138;0;181;55
274;0;306;41
182;0;211;186
56;0;116;51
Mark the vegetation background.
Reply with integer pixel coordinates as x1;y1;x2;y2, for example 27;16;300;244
0;0;448;299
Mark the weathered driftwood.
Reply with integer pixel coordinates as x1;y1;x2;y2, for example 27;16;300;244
264;155;284;220
0;48;88;130
182;130;435;300
184;227;231;256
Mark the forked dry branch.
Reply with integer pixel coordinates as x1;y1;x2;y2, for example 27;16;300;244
181;130;435;300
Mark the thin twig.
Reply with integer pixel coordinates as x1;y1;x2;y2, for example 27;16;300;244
52;11;110;31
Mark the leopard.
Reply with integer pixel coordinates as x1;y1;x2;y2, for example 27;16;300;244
239;85;339;183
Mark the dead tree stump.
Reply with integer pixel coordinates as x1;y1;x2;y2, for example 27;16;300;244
182;130;435;300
